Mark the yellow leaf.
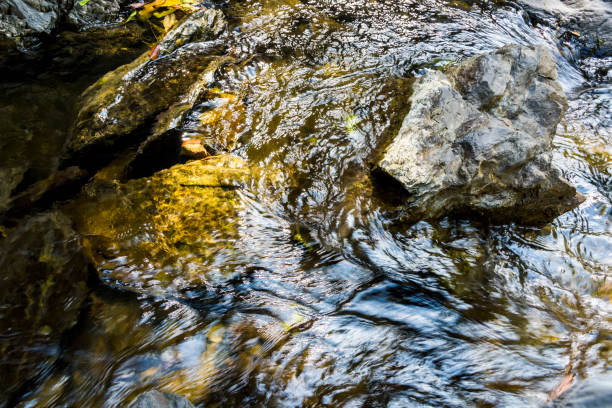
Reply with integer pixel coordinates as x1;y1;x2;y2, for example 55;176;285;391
162;12;177;31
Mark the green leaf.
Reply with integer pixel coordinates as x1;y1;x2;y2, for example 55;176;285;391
78;0;90;6
126;10;138;22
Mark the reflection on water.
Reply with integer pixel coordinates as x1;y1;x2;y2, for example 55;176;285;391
3;0;612;406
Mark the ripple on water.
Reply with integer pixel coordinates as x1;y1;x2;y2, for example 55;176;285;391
9;0;612;406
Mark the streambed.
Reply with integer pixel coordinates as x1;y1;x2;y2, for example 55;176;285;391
1;0;611;406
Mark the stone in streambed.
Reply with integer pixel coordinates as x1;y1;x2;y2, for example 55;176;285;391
61;9;226;171
377;44;584;224
129;390;195;408
518;0;612;58
65;155;257;295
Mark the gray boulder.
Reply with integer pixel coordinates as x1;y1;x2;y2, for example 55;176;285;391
518;0;612;58
378;44;584;224
129;390;195;408
0;0;63;42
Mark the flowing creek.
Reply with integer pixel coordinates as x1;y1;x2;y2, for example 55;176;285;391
1;0;611;406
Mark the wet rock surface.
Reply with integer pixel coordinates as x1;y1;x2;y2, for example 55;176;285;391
62;8;227;171
129;390;195;408
0;212;92;402
0;0;125;51
378;44;585;224
66;0;123;29
519;0;612;58
0;23;150;220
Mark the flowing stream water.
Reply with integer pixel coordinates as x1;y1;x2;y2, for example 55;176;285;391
1;0;611;406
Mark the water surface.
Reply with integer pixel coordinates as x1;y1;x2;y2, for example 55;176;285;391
3;0;612;406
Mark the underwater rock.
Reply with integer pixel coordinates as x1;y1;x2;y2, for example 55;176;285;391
0;166;26;214
129;390;195;408
547;373;612;407
378;44;584;224
3;166;89;219
519;0;612;58
62;8;227;171
66;155;257;294
126;78;239;179
0;212;92;402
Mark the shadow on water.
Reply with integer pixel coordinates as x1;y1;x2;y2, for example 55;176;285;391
1;0;612;406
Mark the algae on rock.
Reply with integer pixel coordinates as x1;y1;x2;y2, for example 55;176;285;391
66;155;256;294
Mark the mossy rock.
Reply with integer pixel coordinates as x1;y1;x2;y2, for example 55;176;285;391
66;155;257;294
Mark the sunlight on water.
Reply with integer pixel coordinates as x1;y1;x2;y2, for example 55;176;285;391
2;0;611;406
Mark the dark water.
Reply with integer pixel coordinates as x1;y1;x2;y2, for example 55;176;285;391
2;0;612;407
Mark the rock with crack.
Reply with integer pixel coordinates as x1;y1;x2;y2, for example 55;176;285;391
61;8;227;171
377;44;584;224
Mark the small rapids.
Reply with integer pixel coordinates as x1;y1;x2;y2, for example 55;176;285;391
1;0;611;407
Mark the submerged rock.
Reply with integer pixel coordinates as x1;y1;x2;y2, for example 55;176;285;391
62;8;227;171
126;79;240;179
4;166;89;218
129;390;195;408
548;373;612;407
0;212;92;402
519;0;612;58
378;44;584;224
65;155;257;294
0;166;26;214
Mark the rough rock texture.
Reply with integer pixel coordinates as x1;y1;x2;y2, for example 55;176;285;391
66;0;122;29
126;57;236;179
157;8;226;57
378;44;584;224
129;390;195;408
62;9;227;171
0;212;92;403
0;0;123;50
